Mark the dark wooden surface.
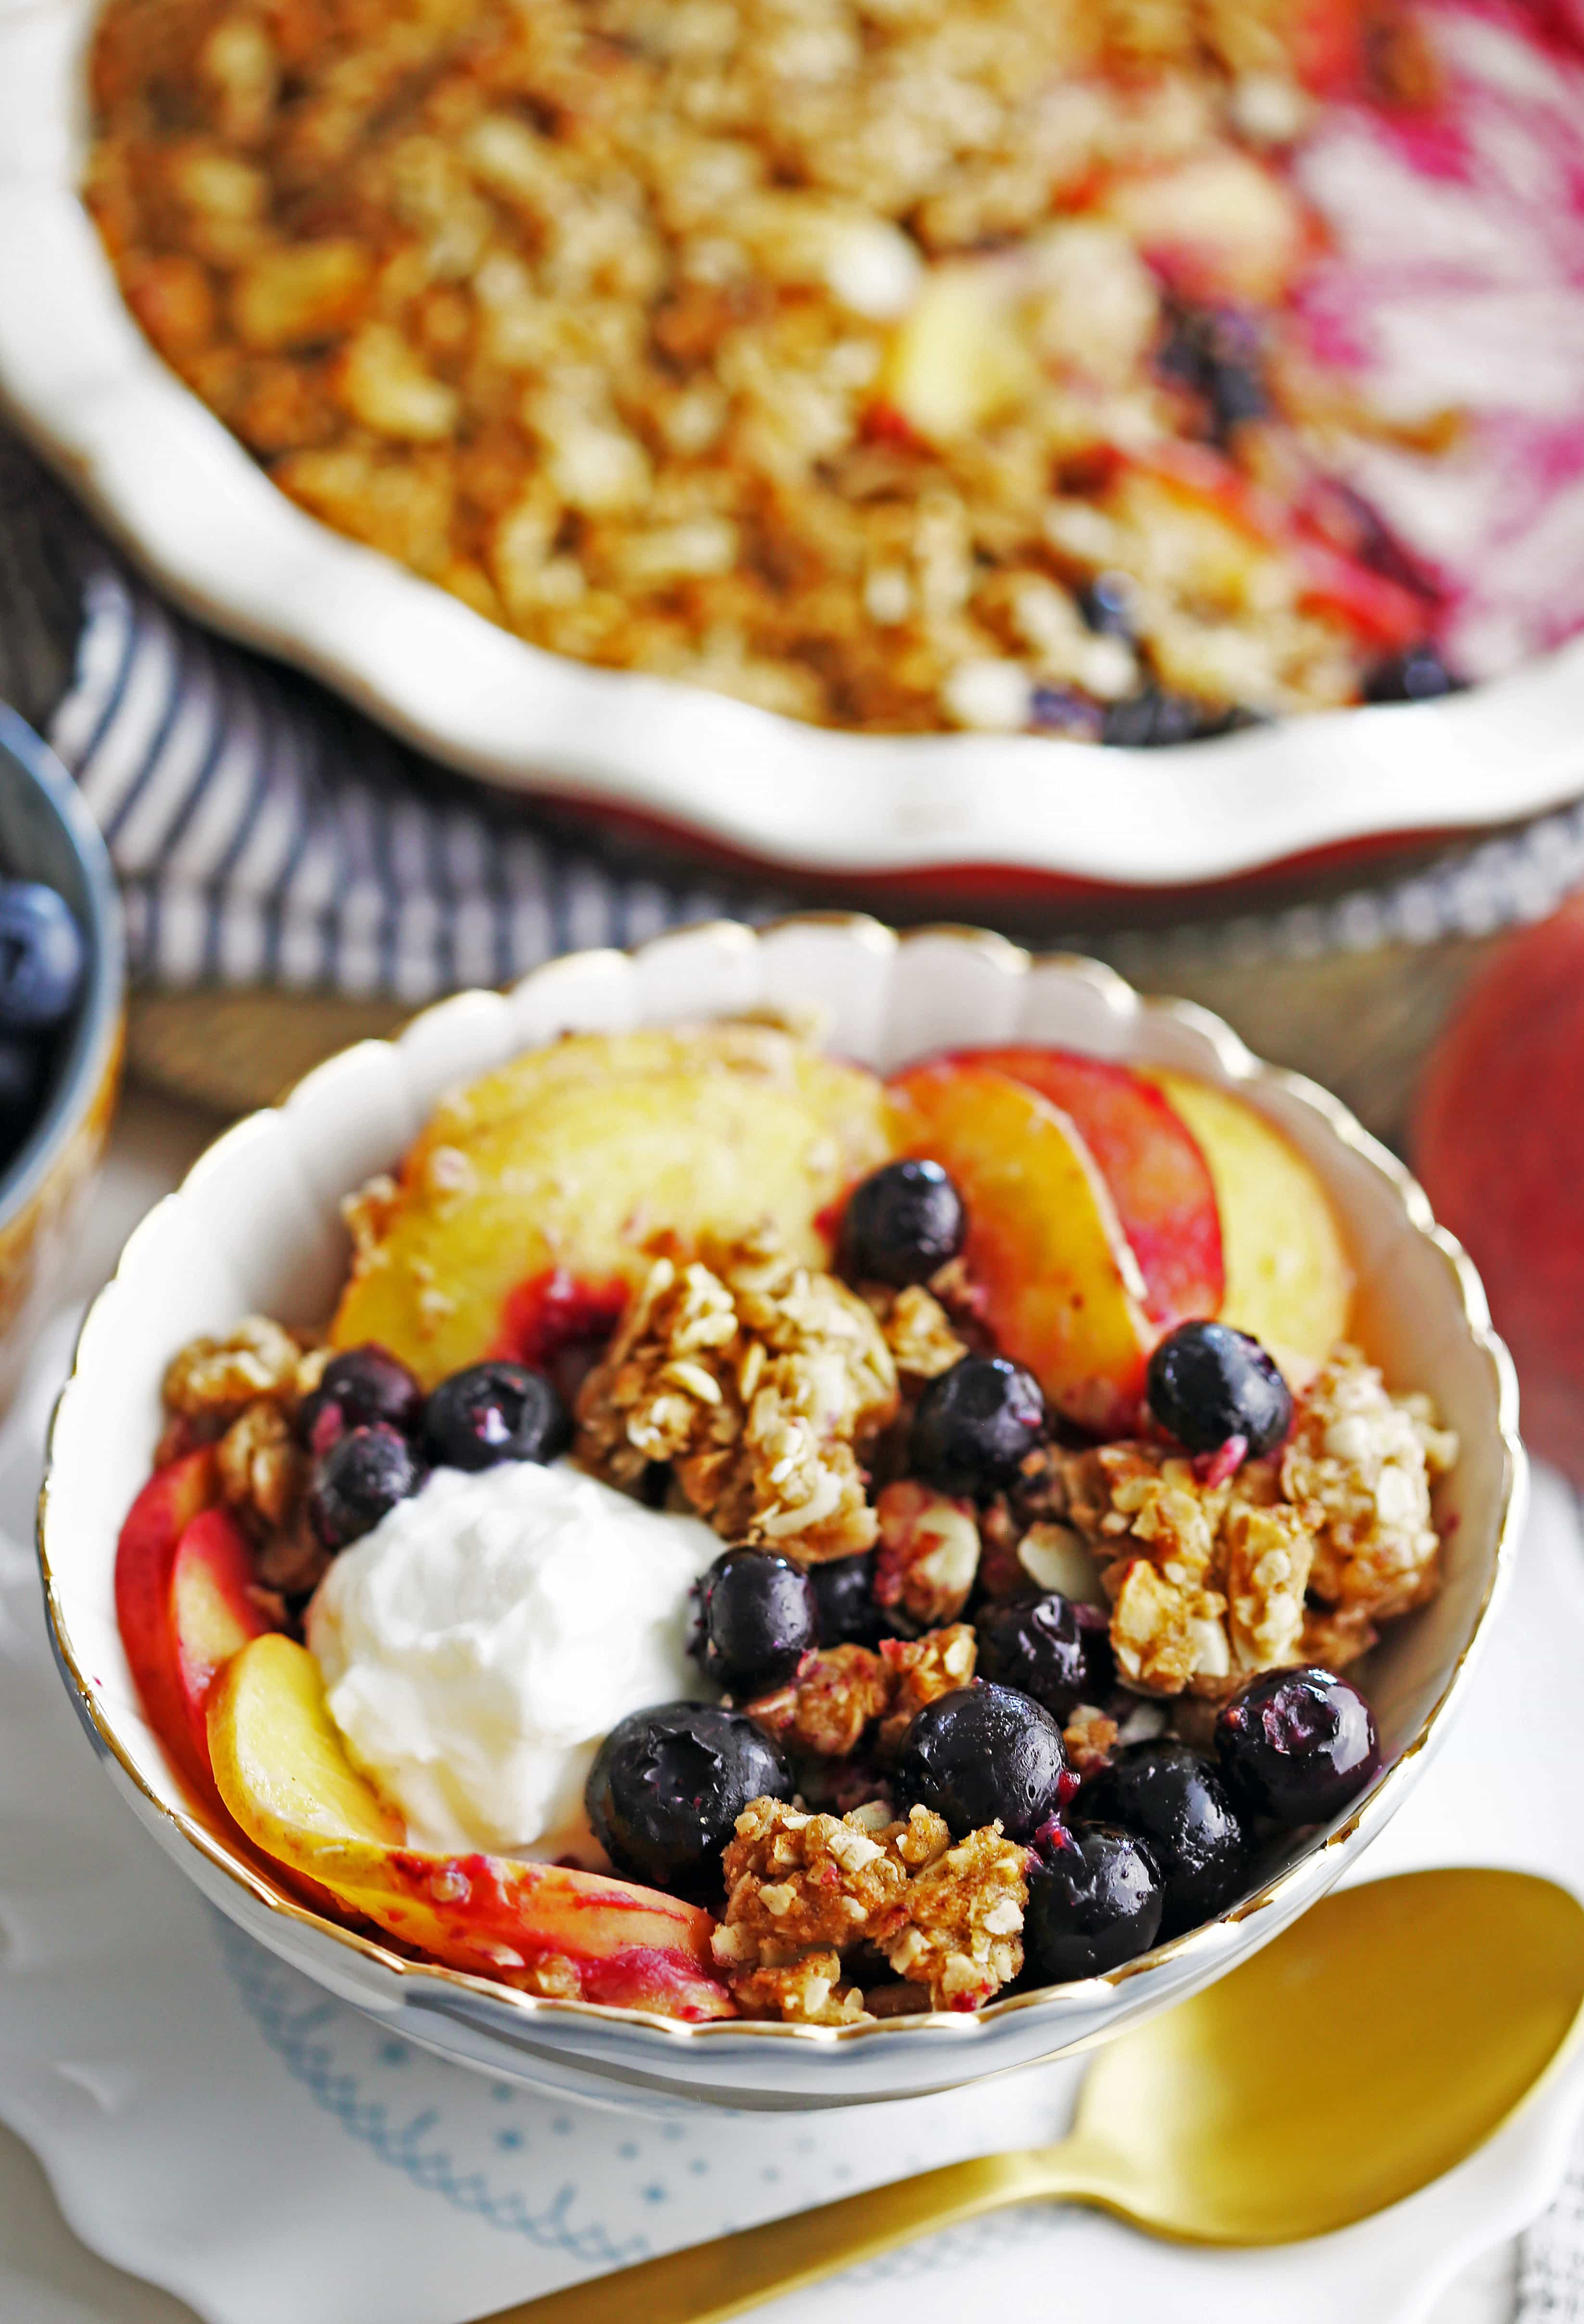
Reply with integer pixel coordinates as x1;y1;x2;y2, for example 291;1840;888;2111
0;420;1503;1144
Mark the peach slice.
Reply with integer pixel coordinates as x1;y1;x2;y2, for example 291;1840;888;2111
1143;1070;1353;1370
958;1047;1225;1326
888;1061;1158;1432
169;1505;277;1775
115;1449;221;1795
333;1028;893;1386
209;1636;735;2021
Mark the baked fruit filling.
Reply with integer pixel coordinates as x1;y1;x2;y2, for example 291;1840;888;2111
118;1024;1455;2021
87;0;1461;737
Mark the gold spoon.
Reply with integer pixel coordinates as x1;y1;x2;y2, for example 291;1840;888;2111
478;1867;1584;2324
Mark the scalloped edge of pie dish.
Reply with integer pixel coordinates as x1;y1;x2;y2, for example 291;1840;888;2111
34;916;1523;2108
5;0;1584;894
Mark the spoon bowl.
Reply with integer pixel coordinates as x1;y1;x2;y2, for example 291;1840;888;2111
494;1868;1584;2324
1070;1865;1584;2243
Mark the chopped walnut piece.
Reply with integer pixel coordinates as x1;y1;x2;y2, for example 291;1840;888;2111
1282;1348;1457;1624
254;1518;331;1602
874;1480;980;1629
216;1400;306;1532
880;1821;1028;2011
575;1231;898;1559
163;1316;303;1420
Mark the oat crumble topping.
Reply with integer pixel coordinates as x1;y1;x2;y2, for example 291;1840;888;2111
1282;1346;1458;1624
863;1282;968;1386
574;1229;898;1556
1061;1349;1455;1695
89;0;1445;740
743;1621;976;1762
715;1794;1026;2019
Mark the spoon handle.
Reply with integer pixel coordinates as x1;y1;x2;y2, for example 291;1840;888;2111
471;2146;1082;2324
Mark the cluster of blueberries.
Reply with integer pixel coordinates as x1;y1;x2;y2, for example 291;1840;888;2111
296;1346;570;1554
0;880;88;1162
301;1155;1382;1989
590;1546;1377;1988
585;1157;1381;1988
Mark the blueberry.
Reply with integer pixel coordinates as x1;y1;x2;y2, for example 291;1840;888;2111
839;1159;966;1288
423;1361;570;1471
1079;1741;1248;1939
898;1682;1068;1841
1215;1665;1380;1826
1024;1823;1163;1982
1029;686;1104;740
691;1547;820;1695
1156;304;1269;441
0;1036;43;1124
1146;1320;1293;1458
307;1422;425;1552
974;1591;1114;1722
909;1355;1045;1498
0;883;85;1033
585;1702;793;1897
298;1344;424;1455
809;1552;886;1647
1077;572;1137;639
1362;644;1465;704
1102;688;1221;749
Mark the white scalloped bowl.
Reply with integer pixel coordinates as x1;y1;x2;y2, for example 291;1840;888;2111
38;919;1521;2110
4;0;1584;897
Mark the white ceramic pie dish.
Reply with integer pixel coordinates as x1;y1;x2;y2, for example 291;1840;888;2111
5;0;1584;897
36;916;1522;2109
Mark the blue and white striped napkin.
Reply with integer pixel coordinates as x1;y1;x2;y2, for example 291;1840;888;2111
45;563;779;999
43;557;1584;1003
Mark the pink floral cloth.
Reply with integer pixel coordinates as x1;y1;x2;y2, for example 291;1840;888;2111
1296;0;1584;679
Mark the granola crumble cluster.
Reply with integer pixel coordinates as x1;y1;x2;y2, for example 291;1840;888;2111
89;0;1446;739
574;1231;898;1558
745;1620;977;1763
1056;1347;1458;1700
159;1316;329;1596
713;1796;1027;2017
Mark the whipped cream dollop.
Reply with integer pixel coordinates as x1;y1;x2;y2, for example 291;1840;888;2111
306;1461;721;1859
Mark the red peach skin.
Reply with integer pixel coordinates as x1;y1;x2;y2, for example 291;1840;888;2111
115;1450;221;1794
168;1504;277;1772
888;1060;1158;1432
955;1046;1224;1326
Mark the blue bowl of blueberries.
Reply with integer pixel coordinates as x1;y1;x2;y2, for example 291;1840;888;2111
0;704;123;1406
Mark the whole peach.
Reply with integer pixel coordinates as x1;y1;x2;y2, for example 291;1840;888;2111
1413;897;1584;1482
